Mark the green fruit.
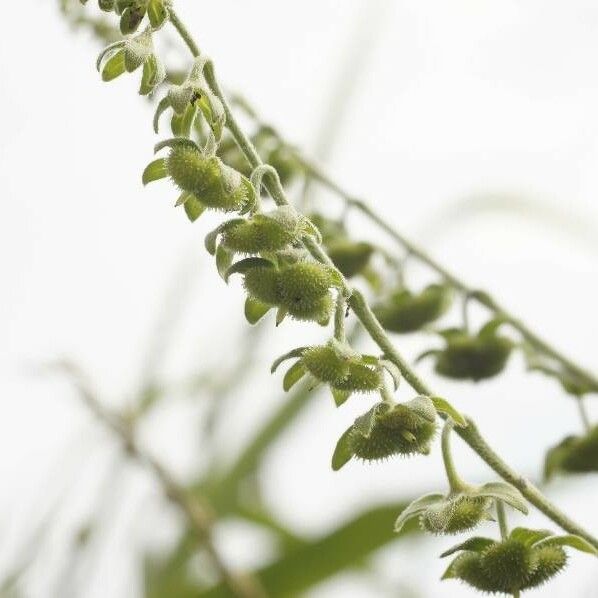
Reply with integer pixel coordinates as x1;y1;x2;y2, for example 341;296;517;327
166;146;250;212
451;552;496;593
523;545;567;589
277;262;335;307
421;495;491;535
435;334;512;381
331;362;382;393
243;267;280;305
221;218;294;254
561;426;598;473
350;399;437;461
286;293;334;325
480;540;532;593
326;240;374;278
374;284;452;333
301;345;351;383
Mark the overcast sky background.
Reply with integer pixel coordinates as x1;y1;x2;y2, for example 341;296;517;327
1;0;598;596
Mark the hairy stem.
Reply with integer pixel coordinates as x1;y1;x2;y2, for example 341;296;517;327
167;7;598;550
496;500;509;540
334;293;346;341
58;362;266;598
441;421;467;493
577;397;592;433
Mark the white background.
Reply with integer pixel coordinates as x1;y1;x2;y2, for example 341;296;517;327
1;0;597;596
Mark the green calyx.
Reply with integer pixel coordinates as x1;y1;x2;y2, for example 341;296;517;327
374;283;453;333
271;340;391;402
440;526;596;594
395;481;527;536
331;397;438;470
153;57;225;138
418;320;513;382
544;425;598;480
97;28;165;94
421;495;492;535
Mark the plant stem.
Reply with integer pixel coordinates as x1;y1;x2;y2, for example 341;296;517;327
169;9;200;57
167;7;598;550
58;362;266;598
334;293;346;342
496;500;509;540
577;397;592;433
441;420;467;493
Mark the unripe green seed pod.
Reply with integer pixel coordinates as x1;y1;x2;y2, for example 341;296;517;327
166;146;250;212
480;539;533;594
301;345;351;384
451;553;496;593
286;293;334;325
523;545;567;589
332;362;383;393
435;334;512;381
277;262;336;308
327;240;374;278
421;495;491;535
220;207;300;254
351;398;437;461
374;284;453;333
243;267;280;305
560;426;598;473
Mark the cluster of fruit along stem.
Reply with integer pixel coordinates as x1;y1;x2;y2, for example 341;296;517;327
230;89;598;437
162;7;596;548
85;0;598;595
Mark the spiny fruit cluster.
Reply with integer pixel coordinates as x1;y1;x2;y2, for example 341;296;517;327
441;528;595;594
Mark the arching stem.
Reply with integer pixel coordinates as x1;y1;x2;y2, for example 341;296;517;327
496;500;509;540
441;420;467;493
